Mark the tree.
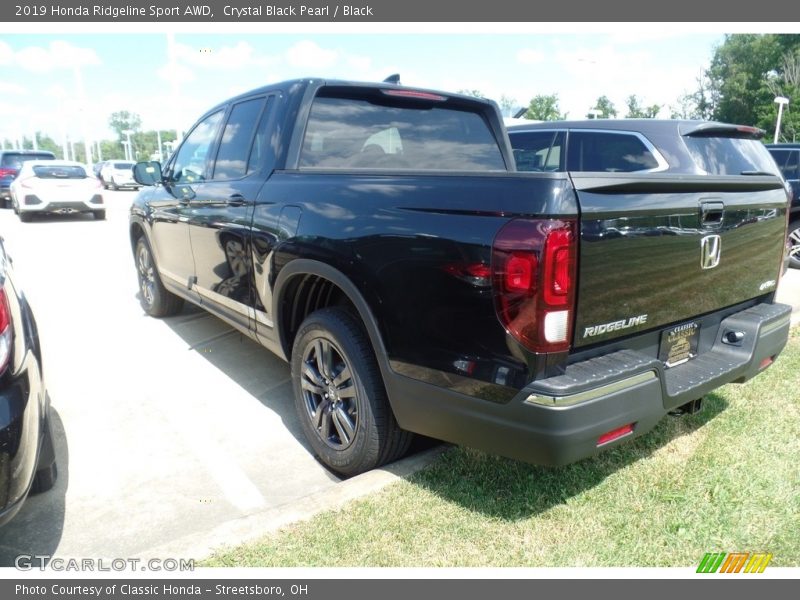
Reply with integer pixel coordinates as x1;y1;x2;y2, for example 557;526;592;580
705;34;800;137
457;89;484;98
525;94;567;121
589;95;617;118
497;94;519;117
109;111;142;137
625;95;661;118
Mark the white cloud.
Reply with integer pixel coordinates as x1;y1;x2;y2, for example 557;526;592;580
14;41;100;72
285;40;338;69
517;49;545;65
173;40;275;70
0;82;27;95
157;62;196;85
0;41;13;65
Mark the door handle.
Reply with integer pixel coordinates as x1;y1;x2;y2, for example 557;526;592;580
227;194;250;207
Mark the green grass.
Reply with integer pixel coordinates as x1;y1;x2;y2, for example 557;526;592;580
206;327;800;567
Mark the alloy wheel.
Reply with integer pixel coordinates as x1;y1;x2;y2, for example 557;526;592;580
300;337;358;450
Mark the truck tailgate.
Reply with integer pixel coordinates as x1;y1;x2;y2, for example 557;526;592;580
570;174;788;348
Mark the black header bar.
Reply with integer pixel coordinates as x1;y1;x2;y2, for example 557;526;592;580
2;0;799;22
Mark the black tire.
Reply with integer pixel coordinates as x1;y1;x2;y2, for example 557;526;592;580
110;179;118;191
19;211;32;223
788;221;800;270
93;209;106;220
30;415;57;495
135;236;184;317
291;307;413;477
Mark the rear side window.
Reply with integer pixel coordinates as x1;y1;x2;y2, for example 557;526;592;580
684;137;779;176
768;149;799;180
567;131;660;172
112;162;134;169
213;97;267;180
33;165;87;179
299;95;505;171
510;130;565;171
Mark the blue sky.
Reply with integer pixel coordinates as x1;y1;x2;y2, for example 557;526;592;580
0;32;723;147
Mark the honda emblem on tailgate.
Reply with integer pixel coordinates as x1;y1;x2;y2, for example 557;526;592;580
700;235;721;269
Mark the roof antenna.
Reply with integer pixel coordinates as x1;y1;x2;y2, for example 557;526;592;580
383;74;401;85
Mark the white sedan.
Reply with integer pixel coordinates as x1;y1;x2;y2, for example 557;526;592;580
10;161;106;221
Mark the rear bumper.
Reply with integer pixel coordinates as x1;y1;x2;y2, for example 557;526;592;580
386;302;792;466
19;197;105;214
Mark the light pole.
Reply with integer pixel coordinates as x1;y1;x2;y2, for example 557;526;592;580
122;130;134;161
774;96;789;144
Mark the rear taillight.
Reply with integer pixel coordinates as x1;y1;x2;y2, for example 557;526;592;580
492;219;577;353
0;287;12;373
0;168;17;179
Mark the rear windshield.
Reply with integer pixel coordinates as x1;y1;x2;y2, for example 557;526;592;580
300;95;506;171
1;153;55;169
683;137;779;175
33;165;88;179
113;162;134;169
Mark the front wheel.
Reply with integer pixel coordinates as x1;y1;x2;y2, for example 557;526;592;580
135;236;183;317
291;307;413;477
788;221;800;270
93;210;106;220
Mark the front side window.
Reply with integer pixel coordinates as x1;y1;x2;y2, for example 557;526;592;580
567;131;660;172
169;110;223;184
299;95;505;171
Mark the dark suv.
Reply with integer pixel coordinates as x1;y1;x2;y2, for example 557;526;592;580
0;150;56;209
765;143;800;269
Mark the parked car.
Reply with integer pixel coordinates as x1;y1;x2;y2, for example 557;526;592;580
9;160;106;221
0;237;56;527
99;160;139;191
130;79;791;476
764;143;800;269
0;150;56;209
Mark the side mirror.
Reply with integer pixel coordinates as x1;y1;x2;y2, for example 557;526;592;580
133;161;163;186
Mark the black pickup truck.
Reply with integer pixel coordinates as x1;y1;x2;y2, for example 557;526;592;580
130;79;792;476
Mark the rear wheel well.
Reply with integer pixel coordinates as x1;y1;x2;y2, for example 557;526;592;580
280;274;359;358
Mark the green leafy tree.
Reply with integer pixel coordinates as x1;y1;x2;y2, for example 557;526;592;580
525;94;567;121
589;95;617;118
706;34;800;138
457;89;484;98
497;94;519;117
625;95;661;118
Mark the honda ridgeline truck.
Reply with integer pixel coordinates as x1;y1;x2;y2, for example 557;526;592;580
129;79;792;476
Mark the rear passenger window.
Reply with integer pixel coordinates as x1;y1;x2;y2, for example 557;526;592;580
510;131;565;171
567;131;660;172
213;98;266;180
299;95;506;171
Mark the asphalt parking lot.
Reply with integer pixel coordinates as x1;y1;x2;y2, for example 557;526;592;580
0;193;797;565
0;192;343;563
